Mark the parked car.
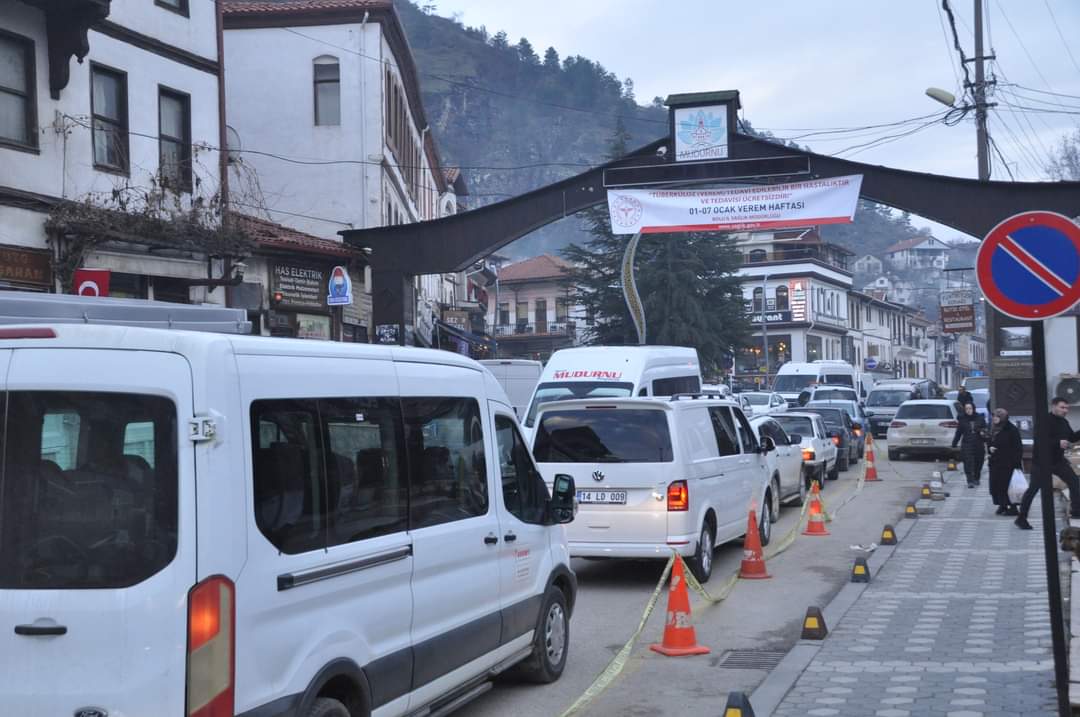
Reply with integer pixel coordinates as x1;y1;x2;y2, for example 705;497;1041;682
740;391;788;415
0;325;578;717
800;406;858;474
805;399;867;458
865;382;921;438
887;399;963;460
808;385;860;403
531;396;774;583
772;412;838;488
751;415;808;509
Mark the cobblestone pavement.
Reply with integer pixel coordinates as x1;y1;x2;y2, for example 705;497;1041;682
772;487;1060;717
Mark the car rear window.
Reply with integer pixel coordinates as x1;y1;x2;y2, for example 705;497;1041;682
813;389;856;400
803;408;844;426
533;409;673;463
0;391;178;589
867;390;913;407
773;415;813;436
895;404;953;419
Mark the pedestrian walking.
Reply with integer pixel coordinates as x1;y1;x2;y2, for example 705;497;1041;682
957;386;975;407
987;408;1022;515
1016;397;1080;530
952;402;987;488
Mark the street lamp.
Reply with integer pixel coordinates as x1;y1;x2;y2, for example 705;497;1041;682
925;87;957;108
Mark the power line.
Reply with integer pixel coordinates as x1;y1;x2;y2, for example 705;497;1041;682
941;0;974;93
935;0;965;97
988;134;1017;180
989;108;1048;176
1042;0;1080;77
1004;83;1080;102
992;0;1075;114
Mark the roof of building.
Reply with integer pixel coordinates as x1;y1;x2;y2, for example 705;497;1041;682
499;255;571;282
884;235;949;254
234;214;364;259
222;0;390;14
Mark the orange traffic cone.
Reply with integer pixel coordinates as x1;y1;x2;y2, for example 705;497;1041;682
803;482;830;536
864;442;880;482
650;556;710;656
739;507;771;580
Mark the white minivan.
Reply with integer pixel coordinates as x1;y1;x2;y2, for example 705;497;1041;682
521;346;702;436
0;325;577;717
480;359;544;418
772;360;858;406
531;396;773;583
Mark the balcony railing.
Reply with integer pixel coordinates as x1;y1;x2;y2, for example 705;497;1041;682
741;247;850;271
495;321;576;337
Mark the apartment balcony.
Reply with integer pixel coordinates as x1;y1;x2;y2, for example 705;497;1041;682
495;321;577;338
742;247;850;272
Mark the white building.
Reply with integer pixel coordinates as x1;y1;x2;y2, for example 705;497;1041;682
883;235;952;271
852;254;883;275
483;254;584;360
222;0;465;344
1;0;230;299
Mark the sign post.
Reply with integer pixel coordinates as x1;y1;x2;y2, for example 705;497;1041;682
976;210;1080;717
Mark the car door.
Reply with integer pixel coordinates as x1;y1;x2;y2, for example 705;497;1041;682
396;362;503;708
490;405;551;650
732;407;765;518
766;419;800;498
706;406;746;534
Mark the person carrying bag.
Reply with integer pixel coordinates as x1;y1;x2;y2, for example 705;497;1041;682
988;408;1023;515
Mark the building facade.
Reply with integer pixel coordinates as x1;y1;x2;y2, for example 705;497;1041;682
1;0;233;300
484;255;582;361
883;235;952;271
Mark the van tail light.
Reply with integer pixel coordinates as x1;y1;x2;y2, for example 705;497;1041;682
890;421;907;428
801;448;815;462
939;420;959;428
831;436;841;446
667;481;689;511
187;576;235;717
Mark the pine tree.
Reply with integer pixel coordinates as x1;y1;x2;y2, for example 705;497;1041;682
516;38;539;66
543;47;560;71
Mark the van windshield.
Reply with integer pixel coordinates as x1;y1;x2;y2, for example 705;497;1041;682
0;391;178;589
822;374;854;387
525;381;635;427
773;375;816;393
867;390;913;407
533;409;673;463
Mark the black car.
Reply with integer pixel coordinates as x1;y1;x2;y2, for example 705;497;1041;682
800;406;858;476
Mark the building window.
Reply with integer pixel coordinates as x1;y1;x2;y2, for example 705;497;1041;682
752;287;764;313
155;0;189;15
0;30;37;150
775;285;789;311
534;299;547;332
807;335;822;362
515;300;528;330
313;56;340;126
555;297;568;322
91;64;128;172
498;302;509;326
748;249;767;263
158;88;191;191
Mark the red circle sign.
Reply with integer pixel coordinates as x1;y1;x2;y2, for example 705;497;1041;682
976;211;1080;320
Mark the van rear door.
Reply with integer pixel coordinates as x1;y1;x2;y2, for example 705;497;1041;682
0;348;195;716
532;405;672;546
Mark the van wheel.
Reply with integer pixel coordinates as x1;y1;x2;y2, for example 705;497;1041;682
759;496;772;546
516;586;569;683
688;522;715;583
827;460;839;481
307;698;350;717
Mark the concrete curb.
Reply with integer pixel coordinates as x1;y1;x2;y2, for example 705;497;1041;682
748;510;919;715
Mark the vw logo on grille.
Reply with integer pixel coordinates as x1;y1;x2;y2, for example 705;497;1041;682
592;470;605;482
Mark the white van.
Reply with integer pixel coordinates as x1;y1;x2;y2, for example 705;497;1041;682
480;359;544;418
522;346;702;433
772;360;858;406
0;325;577;717
531;396;773;583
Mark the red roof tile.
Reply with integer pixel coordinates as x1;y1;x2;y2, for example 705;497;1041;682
222;0;390;14
499;255;572;282
234;214;364;259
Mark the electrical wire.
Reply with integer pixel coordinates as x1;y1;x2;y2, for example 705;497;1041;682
992;0;1076;114
988;134;1017;180
1042;0;1080;77
941;0;974;92
989;108;1049;177
935;0;965;98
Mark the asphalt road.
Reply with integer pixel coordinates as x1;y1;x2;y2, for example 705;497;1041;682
460;441;951;717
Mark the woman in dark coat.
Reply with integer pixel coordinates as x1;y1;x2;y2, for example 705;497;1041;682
988;407;1023;515
952;402;988;488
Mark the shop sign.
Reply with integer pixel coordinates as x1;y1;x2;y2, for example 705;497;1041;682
0;246;52;287
296;313;331;340
941;304;976;333
376;324;400;345
272;262;326;310
742;301;792;324
327;266;352;306
443;309;470;331
789;279;807;321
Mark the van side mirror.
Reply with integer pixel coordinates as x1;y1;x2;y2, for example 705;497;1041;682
760;436;776;453
549;474;576;524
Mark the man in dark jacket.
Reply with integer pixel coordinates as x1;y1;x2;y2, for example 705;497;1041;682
988;408;1023;515
952;402;987;488
957;386;975;407
1016;397;1080;529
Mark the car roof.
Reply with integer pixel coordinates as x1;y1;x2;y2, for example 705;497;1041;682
533;396;738;415
901;399;956;405
774;412;819;420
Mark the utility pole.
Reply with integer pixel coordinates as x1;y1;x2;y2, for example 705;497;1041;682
971;0;992;180
761;273;770;387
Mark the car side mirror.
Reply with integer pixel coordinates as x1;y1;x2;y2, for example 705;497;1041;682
760;436;776;453
549;474;576;524
787;433;802;444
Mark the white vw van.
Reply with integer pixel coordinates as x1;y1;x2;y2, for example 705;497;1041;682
521;346;702;435
772;360;858;406
0;325;577;717
531;396;773;583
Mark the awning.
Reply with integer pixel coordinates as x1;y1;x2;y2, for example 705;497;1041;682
436;320;492;348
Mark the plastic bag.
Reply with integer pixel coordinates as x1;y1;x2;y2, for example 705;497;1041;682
1008;469;1029;504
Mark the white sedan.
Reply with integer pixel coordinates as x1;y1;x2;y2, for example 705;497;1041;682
770;412;838;498
739;391;789;416
886;399;962;460
751;415;807;514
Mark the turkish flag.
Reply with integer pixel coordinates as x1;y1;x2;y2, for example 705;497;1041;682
73;269;111;297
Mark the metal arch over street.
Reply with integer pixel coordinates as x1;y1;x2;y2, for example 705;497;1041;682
342;117;1080;337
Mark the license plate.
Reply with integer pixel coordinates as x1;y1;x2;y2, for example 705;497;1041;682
577;490;628;504
912;438;934;445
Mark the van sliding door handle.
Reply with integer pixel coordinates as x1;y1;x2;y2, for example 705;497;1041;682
484;534;499;545
504;532;517;543
15;624;66;636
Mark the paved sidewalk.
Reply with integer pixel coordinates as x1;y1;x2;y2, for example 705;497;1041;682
772;486;1062;716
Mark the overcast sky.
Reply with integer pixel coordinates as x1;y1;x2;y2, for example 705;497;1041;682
440;0;1080;241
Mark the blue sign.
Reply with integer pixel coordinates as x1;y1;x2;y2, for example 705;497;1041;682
977;211;1080;320
864;357;878;371
327;265;353;306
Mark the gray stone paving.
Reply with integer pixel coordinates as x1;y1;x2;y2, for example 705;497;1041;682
772;490;1060;717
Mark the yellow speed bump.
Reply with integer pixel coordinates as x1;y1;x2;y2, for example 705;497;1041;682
851;556;871;583
921;483;932;498
905;502;919;519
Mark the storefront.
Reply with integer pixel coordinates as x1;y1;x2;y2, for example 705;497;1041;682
0;244;52;292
